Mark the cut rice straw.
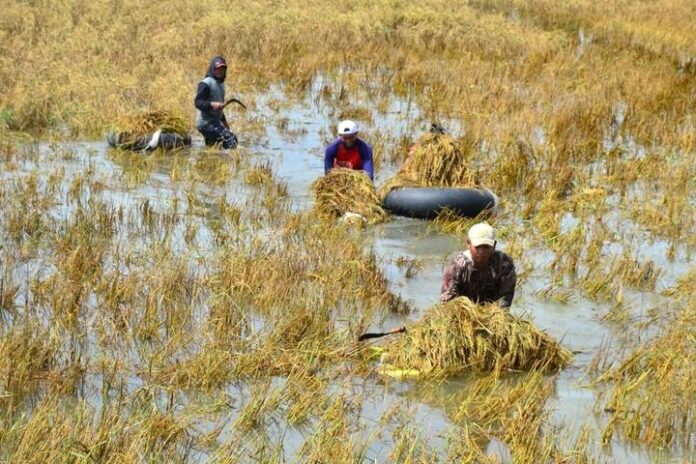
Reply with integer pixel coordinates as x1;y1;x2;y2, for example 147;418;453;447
385;297;572;377
379;133;479;198
311;168;388;224
112;109;189;138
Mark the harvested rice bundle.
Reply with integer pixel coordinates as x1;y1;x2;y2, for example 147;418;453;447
386;297;572;376
112;109;189;137
377;175;424;199
107;109;191;151
380;133;478;198
311;168;388;224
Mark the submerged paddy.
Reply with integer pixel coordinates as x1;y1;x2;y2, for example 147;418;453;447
0;83;693;462
1;0;695;461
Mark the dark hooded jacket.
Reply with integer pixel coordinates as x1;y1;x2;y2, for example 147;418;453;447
194;56;228;128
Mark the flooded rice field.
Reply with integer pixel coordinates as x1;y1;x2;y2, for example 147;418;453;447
1;80;693;463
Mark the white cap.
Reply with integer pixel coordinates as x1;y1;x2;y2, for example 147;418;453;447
338;120;359;136
468;222;496;247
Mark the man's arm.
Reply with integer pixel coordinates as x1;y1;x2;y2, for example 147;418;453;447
194;82;213;112
360;142;374;180
440;258;463;303
324;140;338;174
497;255;517;308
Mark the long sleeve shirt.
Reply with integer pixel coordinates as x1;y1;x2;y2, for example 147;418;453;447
324;138;374;180
194;82;228;128
440;250;517;308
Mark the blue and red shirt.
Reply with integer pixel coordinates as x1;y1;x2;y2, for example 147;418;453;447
324;138;374;180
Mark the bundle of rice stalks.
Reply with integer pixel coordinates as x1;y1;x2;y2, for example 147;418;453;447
379;133;478;198
107;109;191;151
112;109;188;137
385;297;572;376
311;168;388;224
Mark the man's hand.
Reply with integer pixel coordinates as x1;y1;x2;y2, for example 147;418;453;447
210;101;225;111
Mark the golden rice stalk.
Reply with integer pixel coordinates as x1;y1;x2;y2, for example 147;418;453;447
112;109;189;138
595;306;695;448
311;168;388;224
386;297;572;376
377;175;424;199
379;133;478;198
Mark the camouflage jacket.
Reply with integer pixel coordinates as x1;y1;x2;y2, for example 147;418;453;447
440;250;516;308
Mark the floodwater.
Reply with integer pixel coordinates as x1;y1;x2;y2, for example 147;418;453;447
253;89;685;463
12;85;689;462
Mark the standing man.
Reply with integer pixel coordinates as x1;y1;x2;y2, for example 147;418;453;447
324;120;374;180
194;55;238;149
440;223;517;308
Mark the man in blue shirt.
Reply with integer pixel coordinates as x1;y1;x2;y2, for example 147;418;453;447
324;120;374;180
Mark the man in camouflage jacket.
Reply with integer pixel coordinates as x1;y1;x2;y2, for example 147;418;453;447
440;223;516;308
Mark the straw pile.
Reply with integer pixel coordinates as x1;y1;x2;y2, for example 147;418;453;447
385;297;572;375
107;109;190;151
112;109;188;137
311;168;388;224
379;133;478;198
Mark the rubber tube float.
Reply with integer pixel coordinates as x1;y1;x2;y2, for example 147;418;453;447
383;187;498;220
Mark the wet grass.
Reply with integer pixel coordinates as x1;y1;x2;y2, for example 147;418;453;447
0;0;695;461
0;138;409;461
592;304;695;449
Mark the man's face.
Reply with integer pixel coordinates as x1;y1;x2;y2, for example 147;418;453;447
468;241;495;267
341;134;356;148
213;65;227;79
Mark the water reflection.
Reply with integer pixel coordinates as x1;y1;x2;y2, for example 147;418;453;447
16;82;685;462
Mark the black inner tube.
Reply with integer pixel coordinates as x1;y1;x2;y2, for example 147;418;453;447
383;187;497;220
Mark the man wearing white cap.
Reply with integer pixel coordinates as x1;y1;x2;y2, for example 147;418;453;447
324;120;374;180
440;222;517;308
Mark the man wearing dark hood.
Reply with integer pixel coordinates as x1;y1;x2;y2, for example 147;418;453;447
194;56;238;149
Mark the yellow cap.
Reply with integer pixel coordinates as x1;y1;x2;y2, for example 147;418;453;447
468;222;496;247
